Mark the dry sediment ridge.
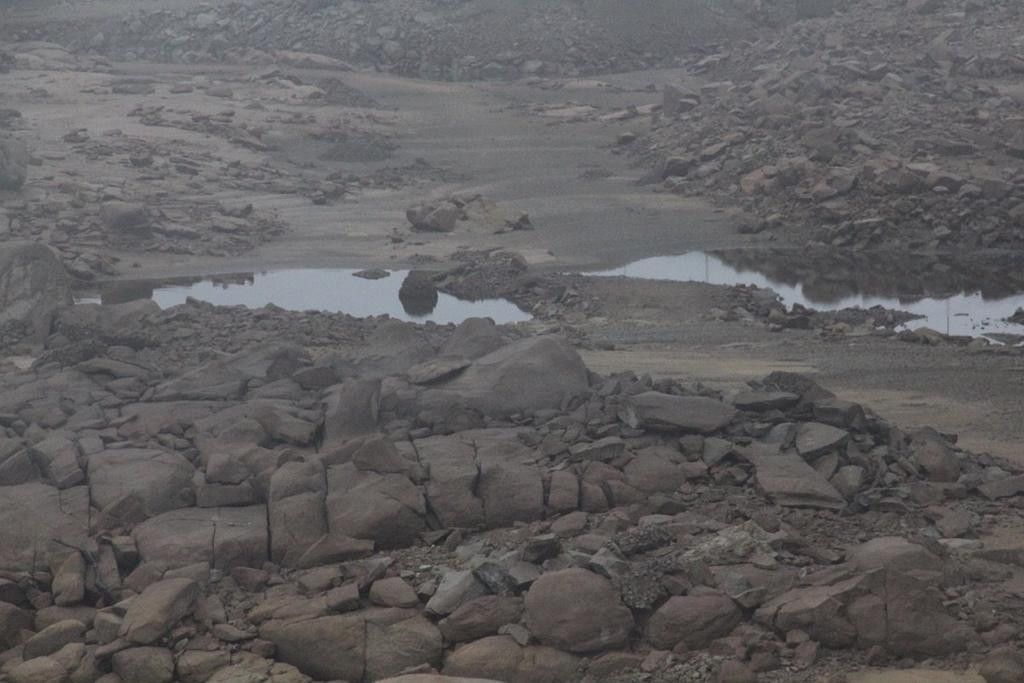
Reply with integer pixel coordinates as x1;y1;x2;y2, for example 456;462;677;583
2;246;1024;681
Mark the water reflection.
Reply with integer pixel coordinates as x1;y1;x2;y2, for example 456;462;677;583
591;250;1024;339
76;269;531;325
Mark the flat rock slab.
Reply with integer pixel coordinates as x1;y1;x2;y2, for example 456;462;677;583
978;474;1024;500
407;357;471;385
743;446;846;510
0;483;89;571
88;448;195;516
620;392;737;434
733;391;800;411
796;422;849;458
133;506;268;570
422;336;590;417
117;402;225;439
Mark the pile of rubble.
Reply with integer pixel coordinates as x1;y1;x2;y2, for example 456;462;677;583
1;0;832;81
635;0;1024;250
2;243;1024;682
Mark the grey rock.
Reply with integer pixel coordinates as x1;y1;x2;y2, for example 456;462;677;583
0;135;28;190
0;242;72;343
619;392;736;433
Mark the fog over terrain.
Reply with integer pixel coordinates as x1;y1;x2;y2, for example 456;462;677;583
1;2;1024;683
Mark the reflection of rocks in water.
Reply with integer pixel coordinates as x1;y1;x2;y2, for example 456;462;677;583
399;270;439;317
713;249;1024;305
99;274;247;304
100;281;156;305
209;273;255;289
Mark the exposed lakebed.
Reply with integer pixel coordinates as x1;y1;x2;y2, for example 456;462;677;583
590;250;1024;340
75;268;532;325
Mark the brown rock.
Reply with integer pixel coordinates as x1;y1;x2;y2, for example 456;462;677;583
365;612;444;680
619;392;736;433
260;614;366;681
269;460;327;565
847;537;938;573
7;657;68;683
22;619;86;659
133;506;268;570
119;578;199;645
647;593;743;650
524;568;633;653
979;647;1024;683
439;596;525;643
912;430;961;482
0;601;33;649
88;448;195;517
370;577;421;608
744;445;846;510
52;552;86;607
443;635;579;683
718;660;757;683
112;646;174;683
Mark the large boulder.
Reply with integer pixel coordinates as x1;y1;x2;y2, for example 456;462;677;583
133;506;268;570
112;646;175;683
647;593;743;649
0;602;33;650
754;568;975;657
743;445;846;510
120;578;199;644
269;461;327;566
439;596;524;643
0;483;89;571
152;345;307;401
381;677;501;683
524;568;633;653
618;392;737;433
365;611;444;680
399;270;440;316
0;242;72;344
420;336;590;417
326;463;426;548
321;379;382;447
0;135;28;190
99;201;151;235
476;437;544;527
415;436;485;529
330;319;434;378
847;537;939;573
260;614;366;681
443;635;579;683
441;317;506;359
88;449;195;517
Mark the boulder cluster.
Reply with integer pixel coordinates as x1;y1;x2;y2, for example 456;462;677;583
637;0;1024;251
1;252;1024;681
1;0;831;82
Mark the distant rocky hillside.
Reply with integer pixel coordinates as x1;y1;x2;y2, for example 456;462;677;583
1;0;836;79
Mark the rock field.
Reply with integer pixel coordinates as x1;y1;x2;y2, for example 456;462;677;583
1;240;1024;683
2;0;1024;681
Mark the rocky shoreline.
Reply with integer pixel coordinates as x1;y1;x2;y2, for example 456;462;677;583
1;242;1023;682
